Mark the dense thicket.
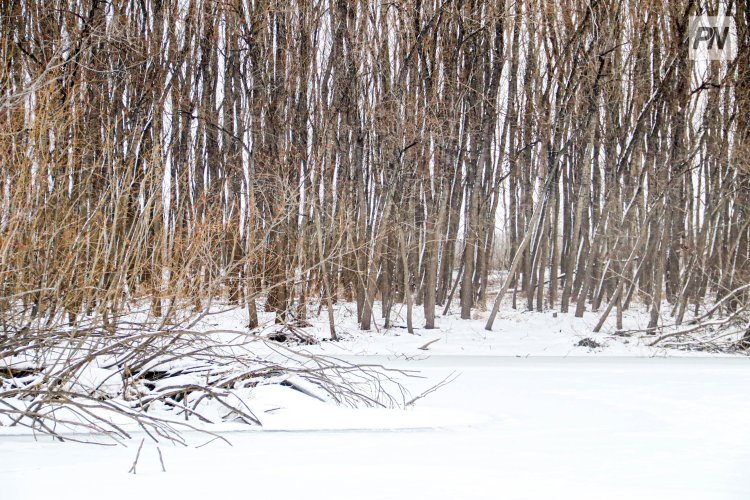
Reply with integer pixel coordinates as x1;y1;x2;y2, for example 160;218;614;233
1;0;748;337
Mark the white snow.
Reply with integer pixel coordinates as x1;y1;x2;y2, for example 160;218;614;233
1;300;749;499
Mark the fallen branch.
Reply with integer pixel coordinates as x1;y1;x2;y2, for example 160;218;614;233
128;438;145;474
406;371;459;406
417;338;441;351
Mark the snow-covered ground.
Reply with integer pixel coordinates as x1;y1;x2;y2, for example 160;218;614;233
2;301;749;499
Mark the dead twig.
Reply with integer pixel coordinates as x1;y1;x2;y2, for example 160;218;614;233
406;371;459;406
128;438;145;474
157;446;166;472
417;338;441;351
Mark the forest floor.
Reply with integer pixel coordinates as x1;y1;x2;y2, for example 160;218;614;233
2;300;749;499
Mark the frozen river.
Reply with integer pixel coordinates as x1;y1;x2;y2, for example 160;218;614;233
2;356;749;499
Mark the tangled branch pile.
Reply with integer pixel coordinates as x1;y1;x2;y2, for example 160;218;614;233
1;0;750;438
1;313;406;442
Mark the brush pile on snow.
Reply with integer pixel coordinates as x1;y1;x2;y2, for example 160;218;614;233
0;317;403;443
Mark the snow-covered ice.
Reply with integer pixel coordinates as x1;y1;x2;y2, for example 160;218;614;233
2;354;749;499
2;300;749;499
